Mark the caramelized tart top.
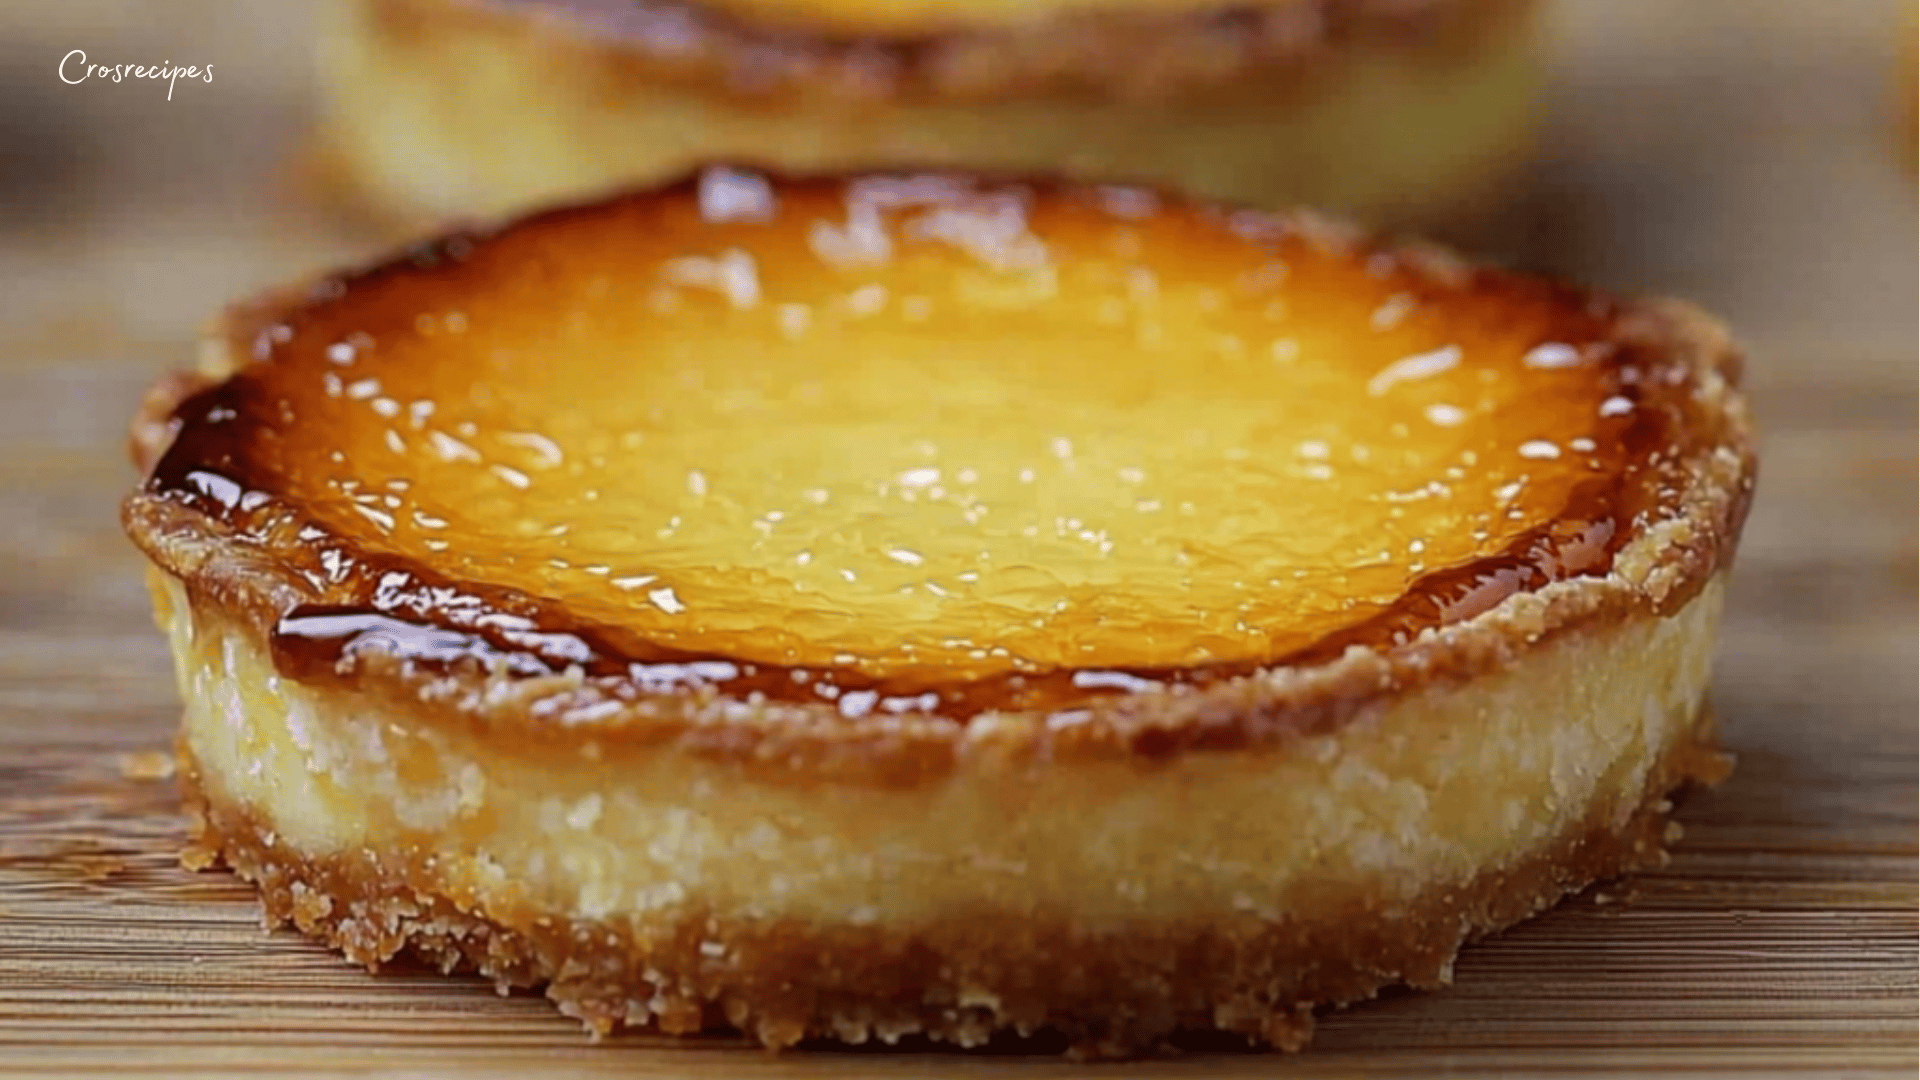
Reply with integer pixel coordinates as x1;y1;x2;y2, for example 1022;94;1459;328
128;168;1752;736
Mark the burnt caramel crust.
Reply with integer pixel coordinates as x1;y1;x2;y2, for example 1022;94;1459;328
359;0;1542;107
177;716;1729;1058
120;172;1757;785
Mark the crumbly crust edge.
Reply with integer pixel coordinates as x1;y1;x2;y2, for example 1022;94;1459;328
119;176;1758;785
176;709;1729;1058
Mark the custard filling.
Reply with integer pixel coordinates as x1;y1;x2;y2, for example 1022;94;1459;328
161;571;1723;925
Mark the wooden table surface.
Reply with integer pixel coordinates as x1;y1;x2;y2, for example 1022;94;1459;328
1;2;1915;1077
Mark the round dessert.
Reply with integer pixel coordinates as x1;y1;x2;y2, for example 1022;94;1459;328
123;167;1754;1056
314;0;1545;245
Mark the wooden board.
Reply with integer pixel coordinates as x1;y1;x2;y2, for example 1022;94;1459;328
1;1;1915;1076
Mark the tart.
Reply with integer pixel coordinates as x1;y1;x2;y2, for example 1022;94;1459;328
123;167;1754;1056
314;0;1545;244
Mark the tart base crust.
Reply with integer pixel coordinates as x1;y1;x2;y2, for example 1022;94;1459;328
180;720;1726;1058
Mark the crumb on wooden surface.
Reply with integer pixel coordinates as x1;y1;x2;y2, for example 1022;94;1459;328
120;749;176;782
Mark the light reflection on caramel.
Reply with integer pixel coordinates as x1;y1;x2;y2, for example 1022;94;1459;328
150;169;1703;716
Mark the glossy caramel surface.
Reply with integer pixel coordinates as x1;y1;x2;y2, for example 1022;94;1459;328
148;169;1705;715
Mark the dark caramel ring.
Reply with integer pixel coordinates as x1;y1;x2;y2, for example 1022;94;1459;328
125;167;1754;1056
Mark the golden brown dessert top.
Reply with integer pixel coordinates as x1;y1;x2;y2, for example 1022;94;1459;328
130;168;1750;726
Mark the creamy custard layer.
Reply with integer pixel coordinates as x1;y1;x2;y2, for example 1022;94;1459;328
162;570;1724;928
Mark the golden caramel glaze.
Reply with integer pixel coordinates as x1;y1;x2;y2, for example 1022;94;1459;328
418;0;1538;104
124;169;1754;740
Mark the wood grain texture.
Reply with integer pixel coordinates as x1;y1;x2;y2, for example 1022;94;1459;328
0;1;1915;1077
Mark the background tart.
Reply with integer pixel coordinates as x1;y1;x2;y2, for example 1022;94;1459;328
314;0;1545;246
122;168;1755;1056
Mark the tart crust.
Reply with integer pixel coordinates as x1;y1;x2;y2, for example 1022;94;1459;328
314;0;1546;241
124;170;1756;1055
177;711;1727;1055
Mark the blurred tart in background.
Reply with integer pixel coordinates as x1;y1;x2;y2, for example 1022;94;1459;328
314;0;1546;242
1902;0;1917;168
